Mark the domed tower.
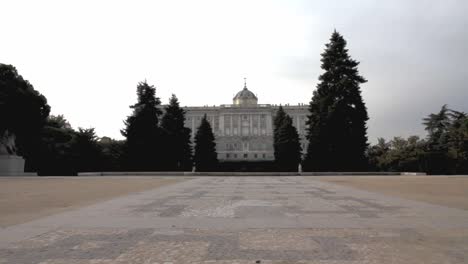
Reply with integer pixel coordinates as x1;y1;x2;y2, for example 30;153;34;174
233;78;258;106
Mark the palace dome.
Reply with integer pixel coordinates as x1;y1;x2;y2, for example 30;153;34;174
233;79;258;106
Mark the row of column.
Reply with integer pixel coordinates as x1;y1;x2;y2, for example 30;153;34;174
219;113;271;136
186;113;306;137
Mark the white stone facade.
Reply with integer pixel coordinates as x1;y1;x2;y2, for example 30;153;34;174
183;85;308;161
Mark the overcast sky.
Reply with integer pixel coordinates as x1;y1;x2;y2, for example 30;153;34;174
2;0;467;143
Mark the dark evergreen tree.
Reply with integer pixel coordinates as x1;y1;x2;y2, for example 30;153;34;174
273;105;287;160
422;105;451;174
35;115;76;175
70;128;103;173
303;30;369;171
121;81;163;170
446;111;468;174
423;105;451;148
160;94;193;171
422;105;468;174
194;114;218;171
99;137;125;172
274;115;302;171
0;64;50;171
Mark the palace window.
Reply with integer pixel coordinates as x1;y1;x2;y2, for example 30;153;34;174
213;117;219;130
244;153;248;158
233;116;239;127
260;116;266;128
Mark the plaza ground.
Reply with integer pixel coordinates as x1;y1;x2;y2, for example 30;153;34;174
0;177;185;227
316;175;468;210
1;175;468;263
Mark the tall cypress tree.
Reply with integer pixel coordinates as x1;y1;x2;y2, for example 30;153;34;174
273;105;287;149
121;81;163;171
160;94;192;171
304;30;369;171
194;114;218;171
275;115;302;171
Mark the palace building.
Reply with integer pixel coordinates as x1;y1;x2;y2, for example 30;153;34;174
183;80;309;161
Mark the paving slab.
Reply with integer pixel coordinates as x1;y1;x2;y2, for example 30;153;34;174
1;176;468;263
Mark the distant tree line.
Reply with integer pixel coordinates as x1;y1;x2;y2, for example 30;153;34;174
1;30;466;175
1;64;218;175
367;105;468;174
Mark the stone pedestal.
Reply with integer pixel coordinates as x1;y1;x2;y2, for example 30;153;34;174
0;155;35;176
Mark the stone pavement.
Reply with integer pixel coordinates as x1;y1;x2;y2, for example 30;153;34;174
1;176;468;263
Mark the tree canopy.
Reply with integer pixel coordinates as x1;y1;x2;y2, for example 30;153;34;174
0;63;50;158
160;94;193;171
121;81;163;171
194;114;218;171
422;105;467;174
32;115;75;175
273;105;287;160
274;114;302;171
70;128;103;173
304;30;369;171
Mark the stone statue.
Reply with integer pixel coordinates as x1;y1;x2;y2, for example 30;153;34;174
0;130;28;175
0;130;17;155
